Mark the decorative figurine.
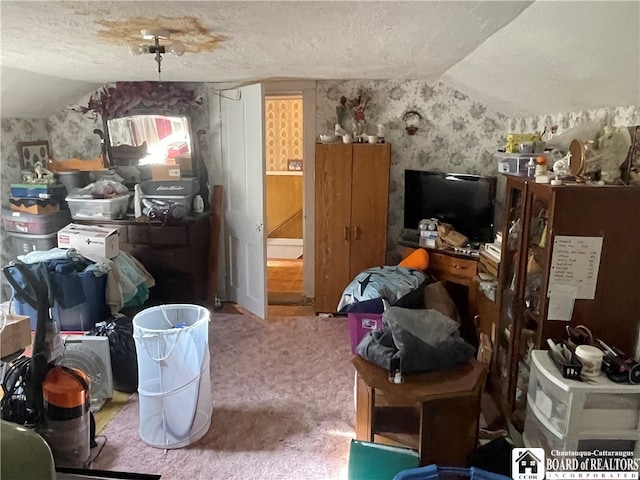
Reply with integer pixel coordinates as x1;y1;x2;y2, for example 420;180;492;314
597;125;632;184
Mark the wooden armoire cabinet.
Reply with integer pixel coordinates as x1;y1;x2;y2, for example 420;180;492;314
314;143;391;313
493;174;640;431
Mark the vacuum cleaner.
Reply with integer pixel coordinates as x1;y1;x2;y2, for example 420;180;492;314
1;261;93;470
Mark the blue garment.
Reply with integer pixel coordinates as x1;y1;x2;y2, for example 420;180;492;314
8;256;105;310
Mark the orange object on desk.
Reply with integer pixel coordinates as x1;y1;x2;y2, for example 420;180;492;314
398;248;429;271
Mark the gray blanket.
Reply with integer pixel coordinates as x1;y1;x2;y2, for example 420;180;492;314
356;307;475;373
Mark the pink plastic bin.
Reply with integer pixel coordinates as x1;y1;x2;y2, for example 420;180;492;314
348;313;383;354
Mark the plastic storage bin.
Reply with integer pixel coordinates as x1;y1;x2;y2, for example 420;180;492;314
348;313;383;354
2;208;71;234
7;263;108;331
66;194;131;220
13;296;106;331
6;231;58;257
133;304;212;449
393;465;511;480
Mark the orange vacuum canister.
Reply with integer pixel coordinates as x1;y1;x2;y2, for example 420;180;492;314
40;366;91;468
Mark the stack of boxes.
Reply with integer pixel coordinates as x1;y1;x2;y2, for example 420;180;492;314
479;232;502;279
3;183;71;256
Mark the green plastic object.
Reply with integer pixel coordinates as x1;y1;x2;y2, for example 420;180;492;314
0;420;56;480
348;439;420;480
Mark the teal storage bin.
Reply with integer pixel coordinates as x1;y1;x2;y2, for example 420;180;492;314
348;440;420;480
392;465;512;480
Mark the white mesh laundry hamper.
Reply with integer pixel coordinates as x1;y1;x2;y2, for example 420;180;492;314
133;304;212;448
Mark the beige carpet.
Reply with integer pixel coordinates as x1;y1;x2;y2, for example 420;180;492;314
93;312;354;479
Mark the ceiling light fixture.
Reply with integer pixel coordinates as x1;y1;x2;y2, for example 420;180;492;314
130;29;185;81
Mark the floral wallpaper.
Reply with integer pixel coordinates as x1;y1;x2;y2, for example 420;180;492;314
507;105;640;136
316;80;507;262
48;108;103;161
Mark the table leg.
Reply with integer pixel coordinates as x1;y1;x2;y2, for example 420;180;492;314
355;373;375;441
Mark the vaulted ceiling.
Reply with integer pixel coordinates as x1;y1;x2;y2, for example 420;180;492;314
1;1;638;119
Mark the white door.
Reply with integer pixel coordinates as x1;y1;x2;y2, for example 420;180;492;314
220;83;266;318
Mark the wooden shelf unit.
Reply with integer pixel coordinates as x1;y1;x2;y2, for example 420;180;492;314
492;174;640;431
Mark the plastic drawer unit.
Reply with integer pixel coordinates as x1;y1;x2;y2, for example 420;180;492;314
524;350;640;456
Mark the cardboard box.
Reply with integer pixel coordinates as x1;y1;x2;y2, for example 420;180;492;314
176;155;193;175
9;197;61;215
57;223;119;259
1;314;32;356
150;165;181;181
479;250;500;278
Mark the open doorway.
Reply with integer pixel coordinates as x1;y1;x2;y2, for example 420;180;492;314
265;94;304;305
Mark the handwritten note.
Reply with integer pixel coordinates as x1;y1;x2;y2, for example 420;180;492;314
548;236;603;300
548;284;578;321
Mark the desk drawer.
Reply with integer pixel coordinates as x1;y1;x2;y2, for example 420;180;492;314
127;225;149;244
149;226;188;245
428;252;477;283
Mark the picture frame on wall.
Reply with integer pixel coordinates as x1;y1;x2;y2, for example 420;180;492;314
287;159;302;171
17;141;50;170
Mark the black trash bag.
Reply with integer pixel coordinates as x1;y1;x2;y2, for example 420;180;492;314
90;316;138;393
468;436;514;477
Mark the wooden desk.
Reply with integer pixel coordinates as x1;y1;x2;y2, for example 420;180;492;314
400;242;479;342
353;356;487;467
399;242;478;287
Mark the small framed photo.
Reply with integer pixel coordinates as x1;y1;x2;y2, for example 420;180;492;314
287;159;303;171
17;141;50;170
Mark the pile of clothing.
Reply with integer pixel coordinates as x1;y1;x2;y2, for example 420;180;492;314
356;306;475;373
14;247;154;316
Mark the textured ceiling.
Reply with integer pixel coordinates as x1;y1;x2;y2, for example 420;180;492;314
1;1;638;119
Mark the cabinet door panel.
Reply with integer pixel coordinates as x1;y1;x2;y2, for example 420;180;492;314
495;178;527;412
350;144;390;276
315;144;353;312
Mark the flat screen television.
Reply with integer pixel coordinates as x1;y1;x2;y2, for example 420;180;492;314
403;170;497;245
